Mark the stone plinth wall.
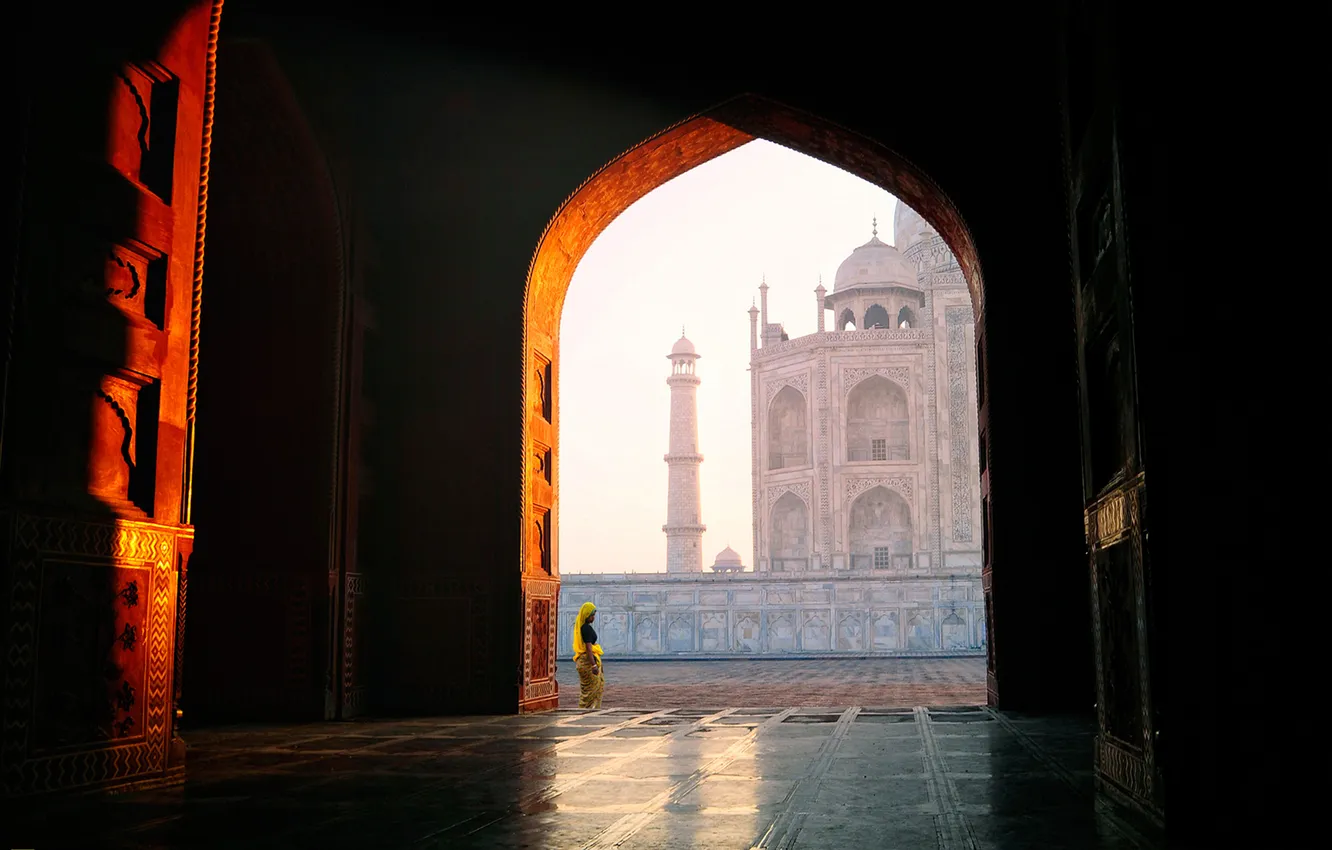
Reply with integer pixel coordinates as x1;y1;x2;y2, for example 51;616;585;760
558;571;985;659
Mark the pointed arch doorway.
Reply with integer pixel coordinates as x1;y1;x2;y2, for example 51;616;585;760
520;94;991;711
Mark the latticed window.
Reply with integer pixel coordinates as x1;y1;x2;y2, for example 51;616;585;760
871;438;887;461
873;547;891;568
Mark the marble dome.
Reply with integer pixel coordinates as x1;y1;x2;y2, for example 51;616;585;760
710;545;745;572
670;334;697;357
832;220;920;293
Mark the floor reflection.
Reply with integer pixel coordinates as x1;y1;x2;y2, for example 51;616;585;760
9;706;1165;849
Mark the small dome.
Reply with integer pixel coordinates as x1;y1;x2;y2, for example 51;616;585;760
670;334;697;357
710;545;745;572
714;545;741;564
893;202;938;251
833;221;920;293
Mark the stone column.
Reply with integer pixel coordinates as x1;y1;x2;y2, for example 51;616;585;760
759;279;769;347
815;280;827;333
749;305;761;572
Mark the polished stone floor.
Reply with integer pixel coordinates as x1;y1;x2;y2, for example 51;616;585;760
11;705;1164;849
554;657;987;708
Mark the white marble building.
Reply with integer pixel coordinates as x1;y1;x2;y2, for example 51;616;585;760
559;204;985;658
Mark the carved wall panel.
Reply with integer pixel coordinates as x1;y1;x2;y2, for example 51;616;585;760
734;613;760;652
766;612;795;652
634;615;660;653
945;306;975;542
700;611;727;651
844;476;914;505
800;610;831;650
872;611;900;650
837;612;865;651
667;614;694;652
1;514;176;796
521;578;558;710
906;610;935;650
842;366;909;398
763;372;809;408
341;572;365;717
765;481;811;512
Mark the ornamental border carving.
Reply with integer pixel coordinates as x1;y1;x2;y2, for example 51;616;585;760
755;328;931;359
2;513;176;795
842;366;910;400
844;476;915;505
946;305;975;543
766;481;812;512
764;372;810;409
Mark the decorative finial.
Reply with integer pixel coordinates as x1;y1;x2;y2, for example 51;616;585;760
872;215;878;238
681;324;686;337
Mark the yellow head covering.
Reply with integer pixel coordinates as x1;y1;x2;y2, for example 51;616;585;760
573;601;602;658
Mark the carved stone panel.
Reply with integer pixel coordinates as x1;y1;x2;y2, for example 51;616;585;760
766;612;795;652
600;613;629;652
341;572;365;717
667;614;694;652
801;610;831;651
763;372;810;408
941;609;969;650
906;609;935;650
837;613;865;651
734;613;761;653
700;611;727;651
946;307;975;542
842;366;910;398
530;598;552;683
872;611;900;650
634;615;660;653
2;514;176;796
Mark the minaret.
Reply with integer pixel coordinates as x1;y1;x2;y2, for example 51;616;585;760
748;300;760;352
815;276;827;333
663;329;705;572
758;277;770;348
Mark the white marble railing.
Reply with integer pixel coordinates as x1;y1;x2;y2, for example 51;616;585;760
556;572;985;658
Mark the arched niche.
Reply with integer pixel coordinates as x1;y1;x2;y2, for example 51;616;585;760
897;305;917;328
846;375;909;462
848;485;913;570
769;491;810;572
839;307;857;330
768;385;809;470
863;303;891;329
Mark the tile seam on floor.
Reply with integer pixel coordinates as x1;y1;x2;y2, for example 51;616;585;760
578;707;800;849
279;710;685;843
247;708;676;842
983;708;1157;849
916;706;978;850
185;710;617;765
411;708;739;845
391;707;681;809
751;706;861;850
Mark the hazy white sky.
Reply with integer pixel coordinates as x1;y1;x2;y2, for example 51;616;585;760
559;139;902;574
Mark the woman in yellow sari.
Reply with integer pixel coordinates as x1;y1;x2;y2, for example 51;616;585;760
572;602;604;708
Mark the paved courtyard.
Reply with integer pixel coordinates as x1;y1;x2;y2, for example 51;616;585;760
8;705;1163;849
556;657;988;708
